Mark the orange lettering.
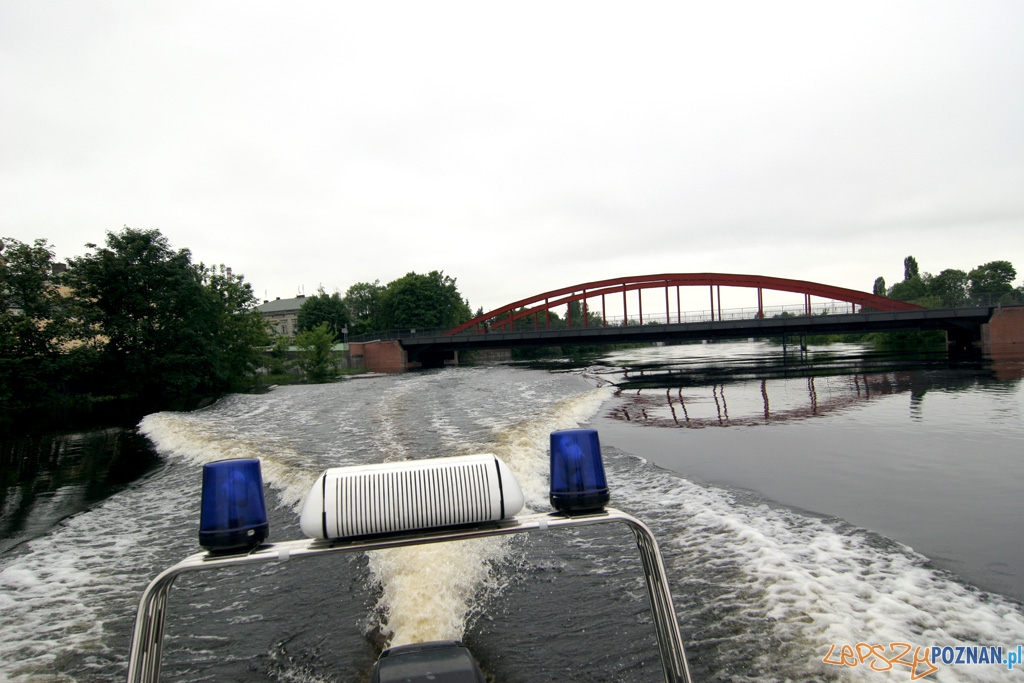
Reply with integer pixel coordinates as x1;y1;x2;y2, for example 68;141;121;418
889;642;914;669
867;644;893;672
910;647;939;681
824;641;937;679
822;643;844;666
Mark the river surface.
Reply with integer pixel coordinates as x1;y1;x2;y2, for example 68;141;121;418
1;342;1023;682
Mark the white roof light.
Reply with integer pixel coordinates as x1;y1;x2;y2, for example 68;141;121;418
299;454;525;540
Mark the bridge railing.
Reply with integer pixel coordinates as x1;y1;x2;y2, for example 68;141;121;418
595;301;858;327
349;300;865;342
475;300;862;333
348;327;452;343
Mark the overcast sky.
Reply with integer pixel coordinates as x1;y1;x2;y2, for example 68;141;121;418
2;1;1022;315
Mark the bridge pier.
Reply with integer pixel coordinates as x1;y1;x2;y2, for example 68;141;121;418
982;305;1024;358
350;341;415;373
350;341;460;372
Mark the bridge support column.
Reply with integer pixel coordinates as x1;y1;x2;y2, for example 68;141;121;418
982;305;1024;358
349;341;411;373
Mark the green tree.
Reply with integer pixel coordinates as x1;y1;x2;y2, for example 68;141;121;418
0;238;87;413
904;256;919;281
295;322;337;381
297;287;350;335
929;269;968;307
0;238;70;358
565;300;602;328
343;280;383;334
968;261;1016;302
567;300;583;328
375;271;472;330
888;276;927;303
265;335;291;375
201;264;269;388
64;227;263;404
872;277;886;296
888;256;928;303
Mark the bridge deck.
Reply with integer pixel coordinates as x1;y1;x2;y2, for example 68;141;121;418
400;307;993;353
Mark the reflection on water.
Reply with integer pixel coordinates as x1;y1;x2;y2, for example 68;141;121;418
607;371;997;428
590;341;1021;430
0;429;159;553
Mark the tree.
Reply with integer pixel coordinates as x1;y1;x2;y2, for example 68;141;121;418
297;287;350;335
889;256;927;303
64;227;263;404
0;238;86;413
343;280;383;334
904;256;919;281
295;322;336;381
201;263;269;388
0;238;70;359
375;271;472;330
567;300;583;328
888;277;927;303
968;261;1016;302
565;300;602;328
872;277;886;296
929;269;968;307
265;335;291;375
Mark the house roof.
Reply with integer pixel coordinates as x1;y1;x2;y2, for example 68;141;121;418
256;296;306;314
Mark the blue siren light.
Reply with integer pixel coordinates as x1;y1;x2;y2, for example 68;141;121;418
549;429;610;513
199;458;269;553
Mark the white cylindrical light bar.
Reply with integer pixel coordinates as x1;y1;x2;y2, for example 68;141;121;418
300;454;525;540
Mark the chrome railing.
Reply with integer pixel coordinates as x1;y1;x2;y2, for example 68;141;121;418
127;508;692;683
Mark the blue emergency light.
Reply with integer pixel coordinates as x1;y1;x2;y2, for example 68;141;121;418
549;429;610;513
199;458;269;553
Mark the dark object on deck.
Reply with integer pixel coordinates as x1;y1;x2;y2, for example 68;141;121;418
371;640;486;683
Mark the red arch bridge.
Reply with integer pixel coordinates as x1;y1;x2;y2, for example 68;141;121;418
348;273;1000;370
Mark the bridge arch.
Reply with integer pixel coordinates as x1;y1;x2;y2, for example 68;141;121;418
444;273;922;336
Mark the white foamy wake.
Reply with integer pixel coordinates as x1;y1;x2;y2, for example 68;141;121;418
139;408;320;512
614;459;1024;682
490;386;613;509
0;464;196;682
0;400;313;682
367;537;510;647
366;387;611;647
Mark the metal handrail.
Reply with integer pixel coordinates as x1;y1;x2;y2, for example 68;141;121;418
126;508;692;683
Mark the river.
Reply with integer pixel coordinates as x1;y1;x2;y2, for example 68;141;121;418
1;342;1022;682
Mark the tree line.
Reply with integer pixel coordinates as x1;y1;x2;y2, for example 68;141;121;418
873;257;1022;307
292;271;472;339
0;227;475;425
0;228;268;423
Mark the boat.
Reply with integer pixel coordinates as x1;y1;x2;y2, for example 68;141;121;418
126;429;693;682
